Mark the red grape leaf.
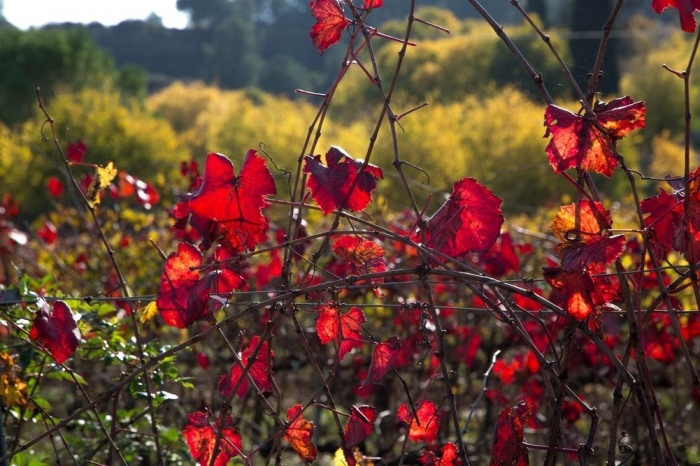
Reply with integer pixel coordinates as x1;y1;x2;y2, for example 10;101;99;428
397;400;440;443
37;221;58;245
304;146;383;215
641;188;684;259
361;336;401;387
544;97;646;176
29;300;80;364
47;177;64;197
364;0;383;7
489;400;532;466
156;242;247;328
652;0;700;32
343;405;377;449
317;305;367;360
424;178;504;257
309;0;351;54
543;268;597;321
478;232;520;277
559;235;626;270
219;335;274;399
333;235;386;276
285;404;318;462
182;411;242;466
419;443;461;465
175;150;276;253
67;140;87;163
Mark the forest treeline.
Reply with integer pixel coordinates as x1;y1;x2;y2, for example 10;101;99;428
0;0;697;219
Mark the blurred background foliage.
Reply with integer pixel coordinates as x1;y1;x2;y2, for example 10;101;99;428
0;0;698;219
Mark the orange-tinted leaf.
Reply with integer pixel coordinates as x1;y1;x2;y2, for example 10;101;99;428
362;336;401;387
343;405;377;449
424;178;503;257
652;0;700;32
304;147;383;215
219;335;274;399
333;235;386;276
182;411;242;466
175;150;276;253
29;300;80;364
419;443;462;465
544;97;645;176
309;0;351;54
551;200;611;243
317;305;367;360
543;268;597;320
157;242;247;328
285;404;318;461
396;400;440;443
489;400;531;466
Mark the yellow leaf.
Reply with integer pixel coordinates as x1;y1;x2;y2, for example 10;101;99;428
0;353;28;407
139;301;159;323
334;448;349;466
87;161;118;207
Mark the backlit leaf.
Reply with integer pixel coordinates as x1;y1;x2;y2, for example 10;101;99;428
343;405;377;449
139;301;159;323
87;161;118;207
419;443;461;465
29;300;80;364
156;242;247;328
304;147;383;215
333;235;386;276
396;400;440;443
175;150;276;253
219;335;274;399
489;400;531;466
544;97;645;176
652;0;700;32
182;410;242;466
543;268;597;321
0;353;28;407
47;177;64;197
424;178;504;257
361;336;401;387
309;0;351;54
317;305;367;360
285;404;318;461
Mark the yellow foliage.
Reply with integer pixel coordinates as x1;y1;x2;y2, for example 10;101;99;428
649;131;697;179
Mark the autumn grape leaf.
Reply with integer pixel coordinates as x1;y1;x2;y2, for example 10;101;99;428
304;147;383;215
175;150;276;253
0;353;28;407
86;161;118;207
424;178;504;257
333;235;386;276
489;400;532;466
419;443;461;465
285;404;318;462
139;301;159;324
543;268;597;321
219;335;274;399
309;0;351;54
317;305;367;360
478;232;520;277
47;177;64;197
29;299;81;364
342;405;377;449
182;410;242;466
397;400;440;443
361;336;401;387
156;242;247;328
544;97;646;176
652;0;700;32
67;140;87;162
364;0;383;7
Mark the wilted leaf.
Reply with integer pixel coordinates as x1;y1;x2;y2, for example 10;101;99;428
489;400;532;466
424;178;504;257
285;404;317;461
182;410;242;466
309;0;351;54
362;336;401;387
544;97;645;176
29;300;80;364
304;147;383;215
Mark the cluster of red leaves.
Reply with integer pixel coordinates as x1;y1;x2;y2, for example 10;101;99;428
489;400;532;466
28;300;80;364
652;0;700;32
544;97;646;176
544;200;623;320
182;411;242;466
304;147;383;215
641;168;700;264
